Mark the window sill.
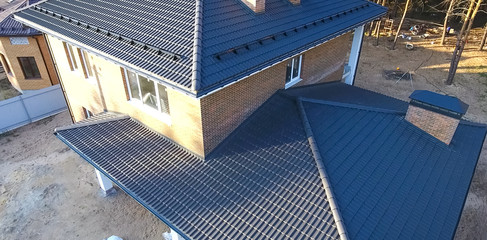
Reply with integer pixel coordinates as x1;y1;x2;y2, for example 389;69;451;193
285;78;302;89
128;99;172;126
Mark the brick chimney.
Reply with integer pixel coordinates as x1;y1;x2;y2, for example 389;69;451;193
405;90;468;145
240;0;265;13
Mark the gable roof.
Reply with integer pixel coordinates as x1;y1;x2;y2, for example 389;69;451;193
13;0;386;97
0;0;40;36
54;82;486;240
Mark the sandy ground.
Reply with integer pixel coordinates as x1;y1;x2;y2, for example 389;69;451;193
0;21;486;239
0;113;169;240
0;68;21;101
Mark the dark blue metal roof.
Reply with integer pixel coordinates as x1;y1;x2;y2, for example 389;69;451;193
14;0;386;96
54;83;486;239
0;0;40;36
55;95;340;240
409;90;469;115
301;101;486;240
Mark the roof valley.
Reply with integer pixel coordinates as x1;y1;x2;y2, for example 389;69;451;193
295;98;349;240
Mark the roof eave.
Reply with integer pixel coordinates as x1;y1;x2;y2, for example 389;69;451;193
13;13;199;98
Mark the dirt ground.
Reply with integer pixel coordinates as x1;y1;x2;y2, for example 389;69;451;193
0;113;169;240
0;68;21;101
0;21;486;239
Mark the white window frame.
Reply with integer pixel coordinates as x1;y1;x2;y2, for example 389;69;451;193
64;42;77;71
80;49;95;81
285;55;303;89
123;68;171;125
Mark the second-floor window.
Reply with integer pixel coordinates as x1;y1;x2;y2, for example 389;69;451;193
124;68;170;115
78;49;94;79
285;55;302;88
63;42;78;71
18;57;41;79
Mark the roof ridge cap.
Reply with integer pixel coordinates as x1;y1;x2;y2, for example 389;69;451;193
296;99;349;240
300;97;406;114
191;0;203;91
54;113;129;132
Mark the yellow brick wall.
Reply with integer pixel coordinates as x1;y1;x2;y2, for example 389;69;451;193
405;105;459;145
46;35;205;156
48;31;352;157
200;33;352;154
0;35;57;91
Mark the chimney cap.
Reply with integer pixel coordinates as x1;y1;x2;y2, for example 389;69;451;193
409;90;469;117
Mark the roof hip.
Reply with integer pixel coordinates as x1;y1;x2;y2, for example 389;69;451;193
296;98;349;240
191;0;203;91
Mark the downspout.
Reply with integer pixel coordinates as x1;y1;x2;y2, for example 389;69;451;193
33;35;54;85
296;99;349;240
191;0;203;92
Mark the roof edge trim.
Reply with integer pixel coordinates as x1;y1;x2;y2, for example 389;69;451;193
54;114;130;132
53;133;192;240
296;98;349;240
191;0;203;91
12;14;198;98
299;97;406;114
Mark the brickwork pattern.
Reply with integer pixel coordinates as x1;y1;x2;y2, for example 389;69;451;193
405;105;460;145
0;36;56;90
297;33;350;87
47;35;205;156
201;33;352;154
241;0;265;13
49;31;352;157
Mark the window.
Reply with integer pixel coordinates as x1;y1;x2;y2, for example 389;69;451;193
78;49;94;79
124;68;170;115
18;57;41;79
82;107;93;119
9;37;29;45
285;55;303;88
63;42;77;71
0;53;11;74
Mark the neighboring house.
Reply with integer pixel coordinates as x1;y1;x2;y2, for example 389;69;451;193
0;0;58;92
13;1;486;240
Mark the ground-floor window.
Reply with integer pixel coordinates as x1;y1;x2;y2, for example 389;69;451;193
285;55;303;88
18;57;41;79
123;68;170;115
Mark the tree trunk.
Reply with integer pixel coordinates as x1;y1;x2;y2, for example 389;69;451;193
479;24;487;50
446;0;481;85
441;0;456;45
392;0;399;18
374;0;388;46
392;0;411;50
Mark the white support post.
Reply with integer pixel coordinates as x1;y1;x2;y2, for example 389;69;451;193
95;169;114;194
344;25;365;85
171;228;185;240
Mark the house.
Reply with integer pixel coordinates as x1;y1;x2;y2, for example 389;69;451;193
13;0;486;239
0;0;58;92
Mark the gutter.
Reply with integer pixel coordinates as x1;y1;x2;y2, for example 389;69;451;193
296;98;349;240
191;0;203;91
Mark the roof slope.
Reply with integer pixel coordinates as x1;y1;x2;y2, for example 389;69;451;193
54;82;486;239
0;0;40;36
14;0;386;96
55;94;340;240
300;97;486;239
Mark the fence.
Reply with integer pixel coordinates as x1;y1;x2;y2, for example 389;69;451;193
0;84;67;133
